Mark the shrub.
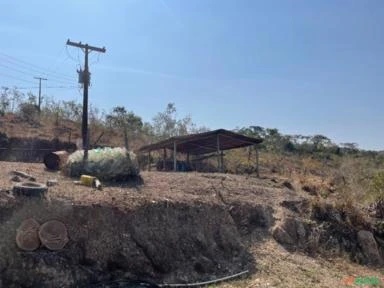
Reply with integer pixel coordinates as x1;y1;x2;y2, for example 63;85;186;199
311;199;369;230
18;103;39;124
368;171;384;201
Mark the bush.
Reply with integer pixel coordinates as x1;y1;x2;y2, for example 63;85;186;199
368;171;384;202
18;103;39;124
311;199;369;230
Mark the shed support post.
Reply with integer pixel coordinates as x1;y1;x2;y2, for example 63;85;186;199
216;134;221;172
148;151;151;171
221;151;224;172
163;148;167;171
173;141;177;172
255;145;259;178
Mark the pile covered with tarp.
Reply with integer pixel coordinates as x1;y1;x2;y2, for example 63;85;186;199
63;147;139;181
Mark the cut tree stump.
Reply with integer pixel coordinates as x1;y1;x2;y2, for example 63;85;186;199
38;220;69;250
16;219;41;251
13;182;48;198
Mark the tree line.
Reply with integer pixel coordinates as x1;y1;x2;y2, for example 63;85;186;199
0;87;371;156
236;126;362;156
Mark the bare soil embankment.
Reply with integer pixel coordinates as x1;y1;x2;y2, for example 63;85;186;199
0;162;383;287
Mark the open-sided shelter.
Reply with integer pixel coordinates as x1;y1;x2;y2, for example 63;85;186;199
139;129;263;174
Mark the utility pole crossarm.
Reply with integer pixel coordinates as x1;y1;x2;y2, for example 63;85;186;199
66;39;106;53
34;77;48;81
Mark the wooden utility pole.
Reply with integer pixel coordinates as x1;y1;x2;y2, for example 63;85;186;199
66;39;106;161
34;77;47;114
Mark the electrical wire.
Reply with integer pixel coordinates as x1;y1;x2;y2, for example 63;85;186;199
46;46;77;82
0;62;75;85
0;51;76;81
15;85;78;90
77;48;81;66
46;45;66;72
65;45;79;64
0;48;104;91
0;72;35;84
0;57;74;83
89;53;100;66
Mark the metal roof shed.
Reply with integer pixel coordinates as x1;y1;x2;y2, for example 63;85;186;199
139;129;263;174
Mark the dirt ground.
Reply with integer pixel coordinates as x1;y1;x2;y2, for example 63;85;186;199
0;161;383;287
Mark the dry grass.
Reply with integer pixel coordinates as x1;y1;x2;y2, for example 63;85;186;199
0;162;286;210
217;239;384;288
0;113;145;150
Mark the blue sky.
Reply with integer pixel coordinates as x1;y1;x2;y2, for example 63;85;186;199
0;0;383;150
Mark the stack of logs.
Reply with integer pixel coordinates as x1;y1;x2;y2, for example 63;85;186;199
16;219;68;251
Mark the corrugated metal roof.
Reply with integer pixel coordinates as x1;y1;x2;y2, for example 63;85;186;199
139;129;262;155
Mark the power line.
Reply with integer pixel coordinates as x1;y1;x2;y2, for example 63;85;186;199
89;53;100;66
65;45;81;65
0;72;35;84
1;51;76;80
14;86;78;90
46;46;66;71
0;51;77;81
0;57;76;84
0;61;75;85
48;49;74;79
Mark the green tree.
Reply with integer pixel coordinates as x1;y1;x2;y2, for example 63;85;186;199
152;103;201;139
26;92;37;105
10;87;24;112
340;142;359;154
106;106;143;150
311;134;331;151
0;87;10;114
62;100;82;123
239;126;265;138
264;128;283;151
152;103;177;139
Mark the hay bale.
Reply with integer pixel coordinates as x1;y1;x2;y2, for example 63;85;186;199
38;220;68;251
63;147;139;181
16;218;41;251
